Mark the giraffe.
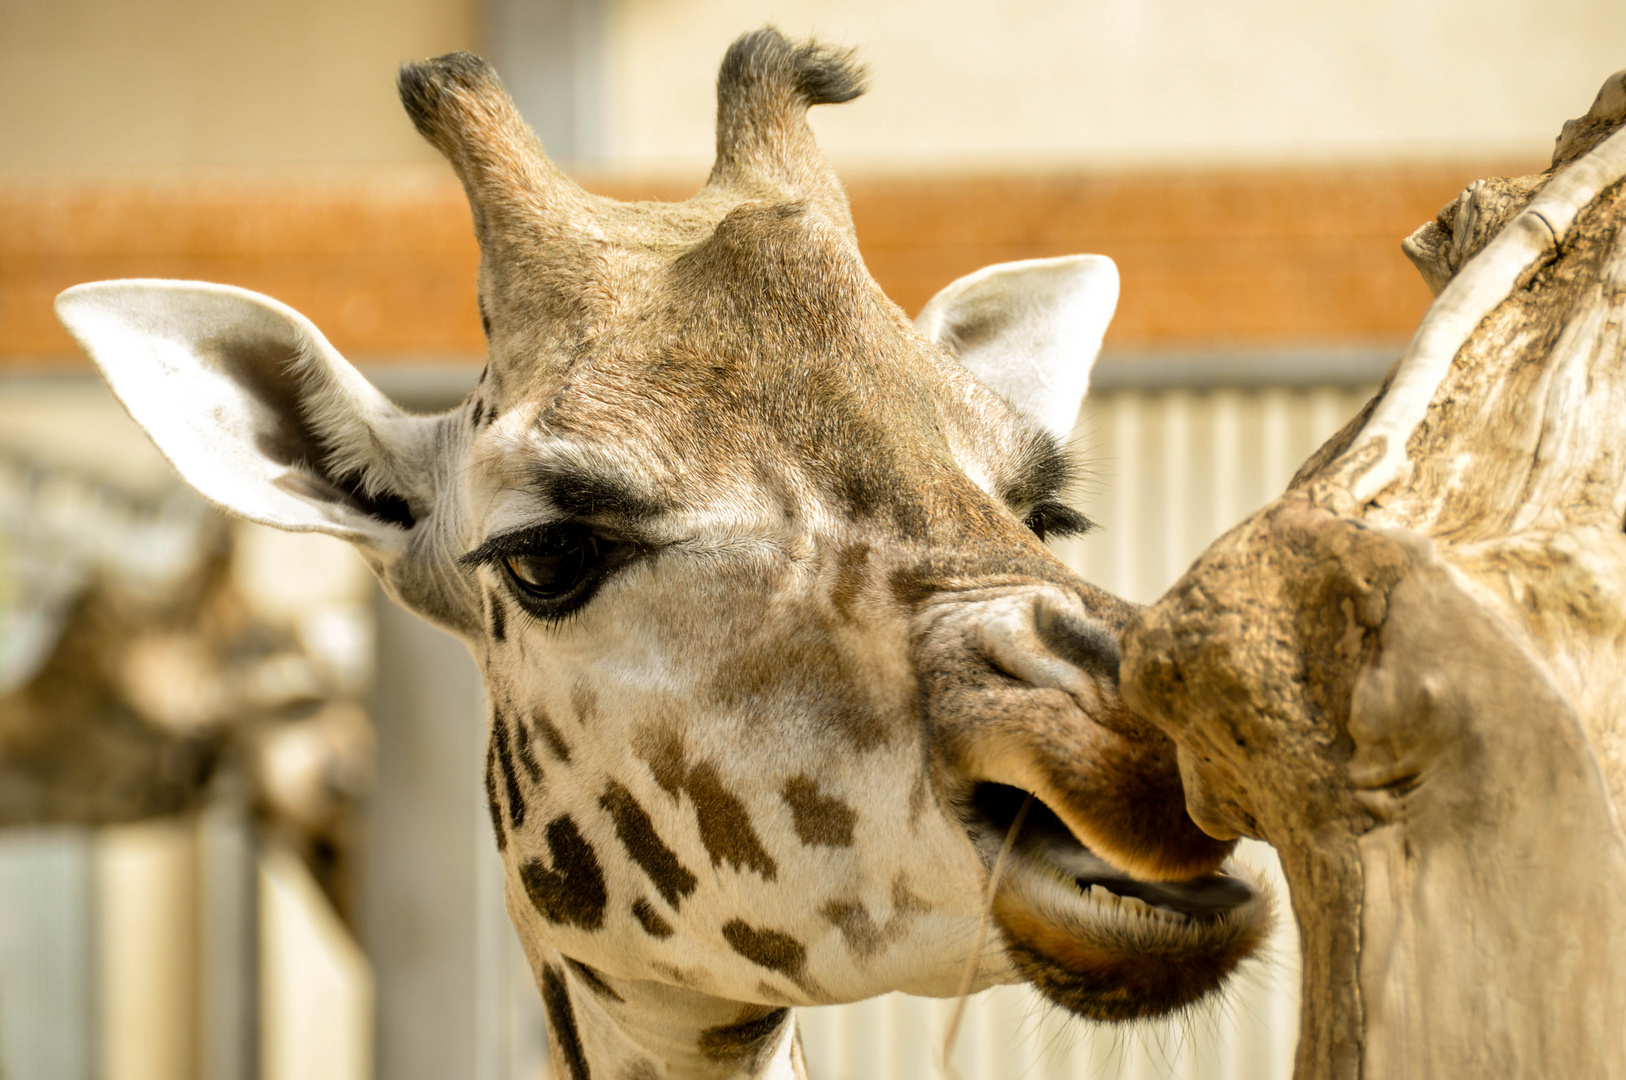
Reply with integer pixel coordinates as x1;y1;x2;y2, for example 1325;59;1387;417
57;30;1269;1080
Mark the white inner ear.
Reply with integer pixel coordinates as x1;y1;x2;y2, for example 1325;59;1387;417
56;279;430;553
915;255;1119;440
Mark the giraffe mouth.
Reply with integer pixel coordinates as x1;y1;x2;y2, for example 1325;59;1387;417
968;783;1270;1021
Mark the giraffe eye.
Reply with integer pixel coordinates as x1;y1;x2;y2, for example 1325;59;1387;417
502;526;617;608
463;521;648;623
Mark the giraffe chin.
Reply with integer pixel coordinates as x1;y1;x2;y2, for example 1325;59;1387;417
971;804;1271;1022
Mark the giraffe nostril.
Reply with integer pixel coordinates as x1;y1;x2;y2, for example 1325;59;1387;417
1033;604;1120;685
975;593;1119;702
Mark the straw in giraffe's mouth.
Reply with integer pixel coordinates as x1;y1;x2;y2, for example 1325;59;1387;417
965;783;1270;1020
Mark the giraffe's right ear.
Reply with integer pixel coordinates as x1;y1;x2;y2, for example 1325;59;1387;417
56;280;438;556
915;255;1118;441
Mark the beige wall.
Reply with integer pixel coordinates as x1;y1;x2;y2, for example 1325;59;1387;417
0;0;479;168
6;0;1622;172
5;0;1622;173
604;0;1626;172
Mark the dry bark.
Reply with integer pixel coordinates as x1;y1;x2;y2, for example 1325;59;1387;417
1120;71;1626;1079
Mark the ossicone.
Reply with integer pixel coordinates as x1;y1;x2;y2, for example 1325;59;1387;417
716;27;868;110
396;51;589;247
709;28;868;236
397;51;506;156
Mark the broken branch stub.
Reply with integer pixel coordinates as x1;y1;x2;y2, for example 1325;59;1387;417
1120;70;1626;1080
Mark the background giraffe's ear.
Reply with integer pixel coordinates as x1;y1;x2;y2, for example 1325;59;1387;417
915;255;1119;440
56;280;438;555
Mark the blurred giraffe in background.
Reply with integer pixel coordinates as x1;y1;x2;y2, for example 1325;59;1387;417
0;451;375;916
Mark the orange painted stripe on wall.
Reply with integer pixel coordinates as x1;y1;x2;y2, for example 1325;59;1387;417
1;163;1532;367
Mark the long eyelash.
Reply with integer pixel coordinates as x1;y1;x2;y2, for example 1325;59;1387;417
514;592;586;630
459;527;560;568
1028;502;1095;538
1003;428;1082;508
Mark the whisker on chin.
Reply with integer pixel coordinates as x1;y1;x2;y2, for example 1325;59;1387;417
940;791;1032;1080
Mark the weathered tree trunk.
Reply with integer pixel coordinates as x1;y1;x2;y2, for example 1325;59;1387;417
1120;73;1626;1079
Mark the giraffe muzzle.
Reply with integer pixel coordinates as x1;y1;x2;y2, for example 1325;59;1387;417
942;588;1234;882
920;585;1272;1018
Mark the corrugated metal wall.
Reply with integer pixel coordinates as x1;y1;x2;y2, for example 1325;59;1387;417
796;381;1379;1080
0;828;95;1080
1058;385;1375;605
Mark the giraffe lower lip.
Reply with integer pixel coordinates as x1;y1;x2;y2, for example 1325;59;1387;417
989;838;1271;1021
1003;825;1255;921
964;781;1269;1018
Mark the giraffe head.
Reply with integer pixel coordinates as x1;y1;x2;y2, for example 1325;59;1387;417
58;29;1265;1036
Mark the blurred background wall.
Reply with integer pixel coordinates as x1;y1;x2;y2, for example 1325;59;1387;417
2;2;1622;1080
9;0;1624;170
8;0;1622;366
0;0;478;168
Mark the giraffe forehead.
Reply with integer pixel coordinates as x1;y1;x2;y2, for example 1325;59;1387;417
483;200;993;462
465;397;973;555
466;200;1054;535
538;354;1036;540
483;198;876;378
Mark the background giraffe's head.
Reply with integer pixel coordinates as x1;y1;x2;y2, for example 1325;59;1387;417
58;30;1266;1025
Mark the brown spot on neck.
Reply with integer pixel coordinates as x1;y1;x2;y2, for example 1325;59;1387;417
754;981;796;1006
650;960;706;991
685;761;778;880
820;874;929;960
490;710;527;827
529;707;573;762
571;681;598;726
488;593;506;641
565;957;623;1003
636;725;687;798
721;919;808;990
520;816;607;930
634;727;778;880
484;743;506;850
599;780;699;908
780;775;857;846
631;898;673;939
541;964;591;1080
513;716;545;782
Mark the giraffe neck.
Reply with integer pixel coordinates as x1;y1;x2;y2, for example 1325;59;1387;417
532;945;809;1080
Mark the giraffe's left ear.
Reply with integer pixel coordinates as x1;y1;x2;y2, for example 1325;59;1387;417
56;280;439;557
915;255;1118;440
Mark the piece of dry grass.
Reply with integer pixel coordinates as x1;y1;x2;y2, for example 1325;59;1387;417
941;793;1032;1080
